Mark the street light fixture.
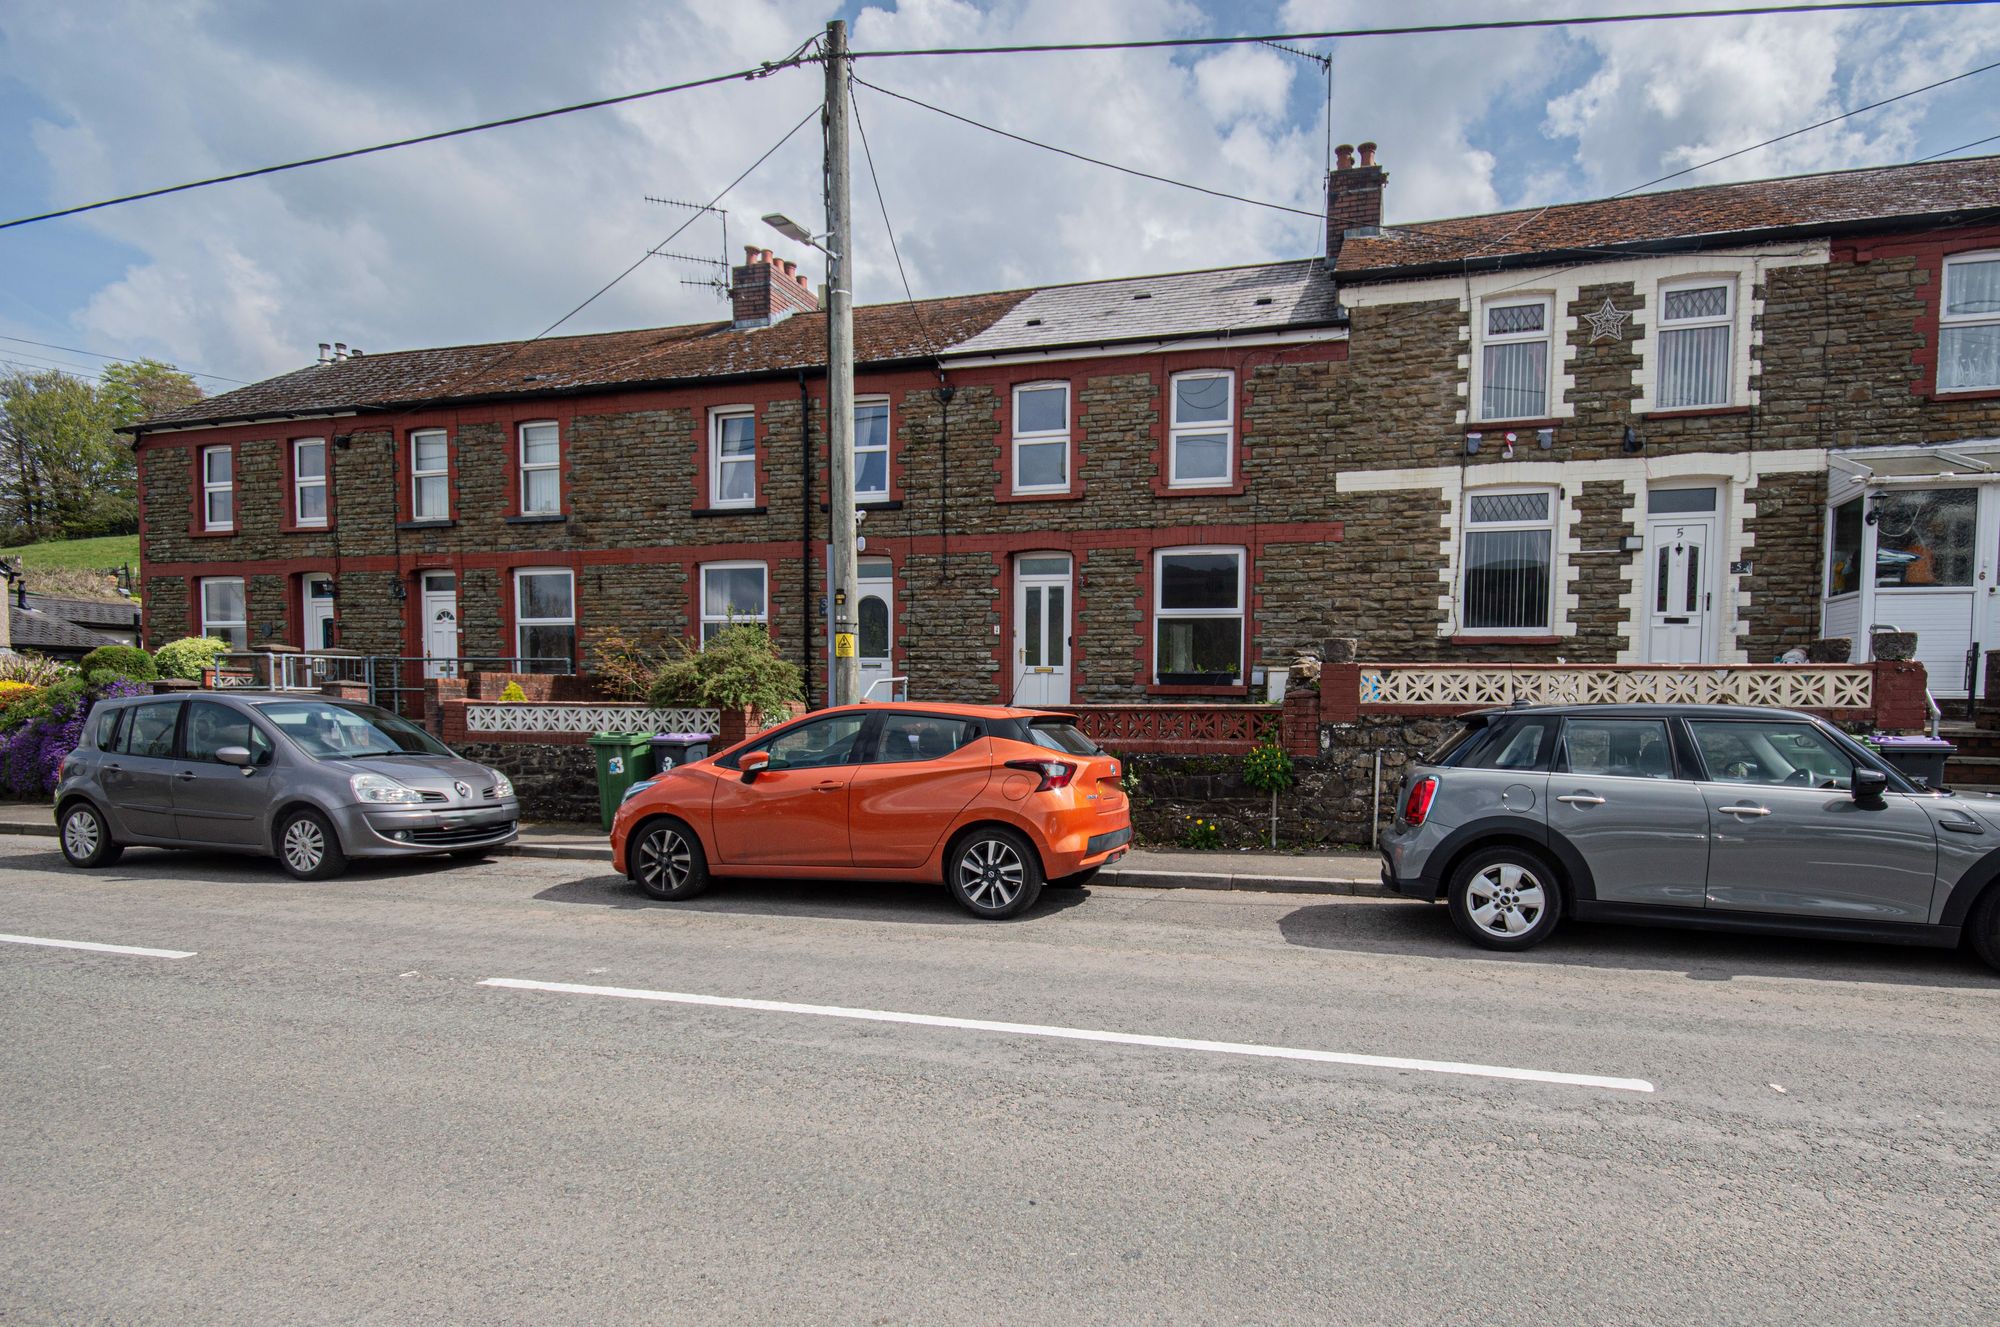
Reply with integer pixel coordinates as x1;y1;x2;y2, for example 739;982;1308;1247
761;213;839;258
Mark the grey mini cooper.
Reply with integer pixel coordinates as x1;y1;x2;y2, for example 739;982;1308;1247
1381;703;2000;970
55;692;519;879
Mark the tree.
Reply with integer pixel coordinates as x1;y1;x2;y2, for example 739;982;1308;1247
100;359;202;430
0;360;197;543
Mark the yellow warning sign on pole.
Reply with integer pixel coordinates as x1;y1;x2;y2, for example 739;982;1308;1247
834;633;857;659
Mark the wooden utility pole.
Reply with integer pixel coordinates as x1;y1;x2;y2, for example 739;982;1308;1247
824;18;860;705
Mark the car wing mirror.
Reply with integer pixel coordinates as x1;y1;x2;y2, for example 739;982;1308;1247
215;745;254;769
1852;767;1889;803
739;750;772;782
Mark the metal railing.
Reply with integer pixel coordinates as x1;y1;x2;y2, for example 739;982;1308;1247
207;653;573;715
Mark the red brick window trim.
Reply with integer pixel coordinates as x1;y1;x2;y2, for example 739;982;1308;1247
511;565;578;671
287;436;330;531
855;395;892;503
1165;369;1238;490
1010;380;1073;496
1151;544;1247;688
195;574;248;650
708;406;759;510
1938;249;2000;395
197;443;235;533
517;420;563;516
697;559;770;644
409;427;452;522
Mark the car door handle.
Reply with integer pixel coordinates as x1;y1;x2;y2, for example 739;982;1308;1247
175;770;198;782
1555;794;1605;806
814;782;843;792
1720;804;1772;817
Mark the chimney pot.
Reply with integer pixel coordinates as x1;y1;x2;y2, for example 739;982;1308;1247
333;342;349;361
318;342;332;364
1335;143;1355;170
761;248;774;265
1358;141;1377;167
745;245;762;264
780;259;796;278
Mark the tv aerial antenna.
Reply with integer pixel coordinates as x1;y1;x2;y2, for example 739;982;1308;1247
645;196;731;302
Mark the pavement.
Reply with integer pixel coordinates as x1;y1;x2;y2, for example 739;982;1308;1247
3;837;1997;1323
0;800;1388;893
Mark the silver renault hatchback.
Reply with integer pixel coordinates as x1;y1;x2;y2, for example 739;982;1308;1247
55;691;519;879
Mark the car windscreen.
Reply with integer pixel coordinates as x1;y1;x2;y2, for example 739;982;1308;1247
1025;718;1101;755
259;701;455;759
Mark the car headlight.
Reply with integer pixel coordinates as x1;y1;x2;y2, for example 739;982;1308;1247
490;771;515;800
350;772;426;805
620;775;661;804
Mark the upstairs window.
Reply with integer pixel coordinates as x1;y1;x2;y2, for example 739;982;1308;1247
1461;488;1555;633
200;446;234;531
410;429;449;520
1154;547;1244;685
513;568;575;672
700;562;768;644
710;408;757;507
1940;251;2000;391
292;438;327;527
519;422;561;515
1011;383;1069;493
1168;370;1234;487
1480;297;1551;420
855;398;890;499
1657;280;1733;408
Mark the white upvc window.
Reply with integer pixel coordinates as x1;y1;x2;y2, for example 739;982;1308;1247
1940;250;2000;392
1011;382;1069;493
518;421;561;515
710;407;757;508
855;397;890;499
1153;546;1245;685
1657;279;1734;408
700;561;769;644
291;438;327;527
410;429;449;520
1169;370;1235;486
200;446;234;531
199;576;247;650
513;567;575;672
1479;296;1552;421
1460;488;1557;634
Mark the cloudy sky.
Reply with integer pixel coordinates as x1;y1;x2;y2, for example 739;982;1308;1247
2;0;1997;390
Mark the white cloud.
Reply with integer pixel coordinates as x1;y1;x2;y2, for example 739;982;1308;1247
1193;46;1295;123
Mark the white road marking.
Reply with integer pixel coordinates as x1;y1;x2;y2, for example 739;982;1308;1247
0;932;195;959
480;978;1655;1094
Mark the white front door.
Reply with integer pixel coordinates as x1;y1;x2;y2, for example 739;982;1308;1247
1012;554;1072;706
421;572;460;679
302;575;336;651
857;557;896;700
1643;488;1719;664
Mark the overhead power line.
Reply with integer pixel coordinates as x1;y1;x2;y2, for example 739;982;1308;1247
845;1;2000;58
849;83;939;359
0;333;247;384
1919;129;2000;160
0;58;813;232
852;77;1320;219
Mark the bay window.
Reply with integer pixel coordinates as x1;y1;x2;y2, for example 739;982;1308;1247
1011;383;1069;493
518;421;561;515
199;577;247;650
1657;280;1733;408
710;408;757;507
1168;370;1234;486
1939;252;2000;391
1479;297;1551;420
200;446;234;531
513;568;575;671
856;398;890;499
292;438;327;527
410;429;449;520
1461;489;1556;633
1153;547;1244;685
700;562;769;643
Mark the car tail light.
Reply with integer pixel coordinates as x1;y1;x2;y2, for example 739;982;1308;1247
1402;776;1439;827
1006;759;1077;791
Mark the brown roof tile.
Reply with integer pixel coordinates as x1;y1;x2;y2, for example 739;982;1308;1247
1335;154;2000;276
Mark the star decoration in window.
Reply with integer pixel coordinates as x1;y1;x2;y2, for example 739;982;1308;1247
1584;296;1629;342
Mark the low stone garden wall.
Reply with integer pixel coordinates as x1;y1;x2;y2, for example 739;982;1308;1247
455;740;600;824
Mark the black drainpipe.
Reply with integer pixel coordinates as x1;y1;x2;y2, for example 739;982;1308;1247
797;369;815;702
935;382;956;584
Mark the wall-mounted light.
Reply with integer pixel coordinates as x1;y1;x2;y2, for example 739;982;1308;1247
1465;431;1482;455
1621;424;1643;454
1538;427;1554;450
1620;534;1645;552
1502;430;1517;460
389;578;408;603
333;433;354;450
1864;497;1883;526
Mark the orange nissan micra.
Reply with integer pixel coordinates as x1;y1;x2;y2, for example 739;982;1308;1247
610;704;1131;918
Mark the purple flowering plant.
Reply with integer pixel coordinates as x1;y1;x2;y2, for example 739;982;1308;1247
0;676;150;797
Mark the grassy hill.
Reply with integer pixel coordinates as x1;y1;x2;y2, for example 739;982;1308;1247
0;534;139;574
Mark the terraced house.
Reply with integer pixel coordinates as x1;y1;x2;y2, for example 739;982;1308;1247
130;149;2000;708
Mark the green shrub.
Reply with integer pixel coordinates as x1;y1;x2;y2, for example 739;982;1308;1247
1241;741;1295;795
1180;815;1223;850
647;625;802;718
0;654;73;687
498;680;527;703
154;636;231;681
1;676;86;731
78;644;157;682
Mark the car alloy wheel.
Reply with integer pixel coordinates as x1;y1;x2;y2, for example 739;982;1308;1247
62;808;100;862
958;838;1026;911
637;826;693;894
1464;861;1549;938
283;818;326;874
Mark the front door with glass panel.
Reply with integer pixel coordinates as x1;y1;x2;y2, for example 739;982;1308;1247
1873;487;1979;696
1013;555;1072;706
302;575;336;652
1644;487;1718;664
421;572;459;679
857;558;895;700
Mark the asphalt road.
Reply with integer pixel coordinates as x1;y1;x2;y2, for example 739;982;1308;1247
3;838;1998;1325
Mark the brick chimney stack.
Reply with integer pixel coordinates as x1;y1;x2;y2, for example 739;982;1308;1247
731;246;820;329
1325;140;1387;269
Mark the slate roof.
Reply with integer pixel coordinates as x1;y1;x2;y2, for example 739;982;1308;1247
1334;154;2000;277
947;259;1339;356
10;606;124;655
24;592;141;632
